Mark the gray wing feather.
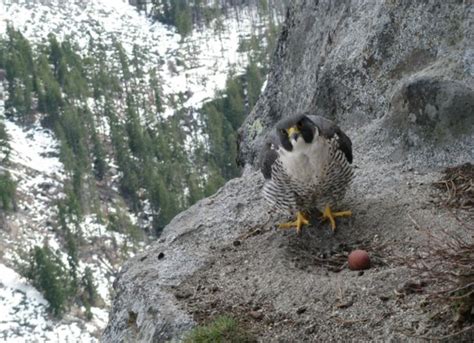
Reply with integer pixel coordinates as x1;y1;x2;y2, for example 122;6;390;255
259;135;279;179
306;115;353;164
260;134;298;212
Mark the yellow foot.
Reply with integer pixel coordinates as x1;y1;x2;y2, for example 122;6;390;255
279;211;309;235
321;206;352;232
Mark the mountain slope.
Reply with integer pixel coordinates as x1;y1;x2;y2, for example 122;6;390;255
103;1;473;341
0;0;285;341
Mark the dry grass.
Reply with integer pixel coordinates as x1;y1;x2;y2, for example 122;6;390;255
401;219;473;340
408;223;473;321
402;164;474;337
433;162;473;209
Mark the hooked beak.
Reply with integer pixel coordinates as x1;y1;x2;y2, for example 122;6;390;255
287;126;300;142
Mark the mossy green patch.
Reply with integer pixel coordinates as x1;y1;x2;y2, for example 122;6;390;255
184;315;256;343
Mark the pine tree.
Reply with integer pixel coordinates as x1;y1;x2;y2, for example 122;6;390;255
149;68;164;113
48;33;63;81
36;53;63;128
132;44;145;79
81;267;98;320
0;121;10;162
0;172;16;210
60;40;89;99
0;121;15;211
175;3;193;37
4;27;34;122
91;129;107;181
58;200;80;279
26;246;70;316
125;94;147;157
245;59;263;110
108;107;141;210
115;41;131;86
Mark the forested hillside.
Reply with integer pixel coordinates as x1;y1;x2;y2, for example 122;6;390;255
147;0;286;36
0;0;286;341
1;4;280;234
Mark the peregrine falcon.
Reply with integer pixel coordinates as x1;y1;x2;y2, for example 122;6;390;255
260;113;353;234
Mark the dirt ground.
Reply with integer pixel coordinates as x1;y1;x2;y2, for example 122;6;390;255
174;162;473;342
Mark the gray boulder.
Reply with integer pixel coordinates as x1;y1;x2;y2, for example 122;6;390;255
103;1;473;341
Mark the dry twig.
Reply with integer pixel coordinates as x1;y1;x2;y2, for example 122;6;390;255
399;164;474;327
397;324;474;341
432;163;474;210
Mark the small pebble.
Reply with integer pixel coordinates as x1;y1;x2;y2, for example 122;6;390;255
249;310;263;320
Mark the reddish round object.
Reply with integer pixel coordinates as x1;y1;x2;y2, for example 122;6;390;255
348;249;371;270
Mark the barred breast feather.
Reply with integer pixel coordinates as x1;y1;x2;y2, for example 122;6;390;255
260;115;353;214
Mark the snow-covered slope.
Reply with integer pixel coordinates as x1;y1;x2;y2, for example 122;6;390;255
0;264;107;342
0;109;116;342
1;0;268;115
0;0;281;342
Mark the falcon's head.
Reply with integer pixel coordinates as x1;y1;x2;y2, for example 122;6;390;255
276;114;318;152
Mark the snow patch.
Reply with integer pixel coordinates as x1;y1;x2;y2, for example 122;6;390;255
0;264;100;343
0;0;271;117
5;121;63;175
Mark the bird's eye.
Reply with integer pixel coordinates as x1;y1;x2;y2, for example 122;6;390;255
297;122;303;129
280;129;287;135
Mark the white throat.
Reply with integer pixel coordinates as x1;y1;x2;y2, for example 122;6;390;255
279;136;330;182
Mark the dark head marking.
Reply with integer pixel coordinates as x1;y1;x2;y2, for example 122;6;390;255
276;114;317;151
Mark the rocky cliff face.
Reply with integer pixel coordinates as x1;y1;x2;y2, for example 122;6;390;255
103;1;473;341
239;0;473;165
